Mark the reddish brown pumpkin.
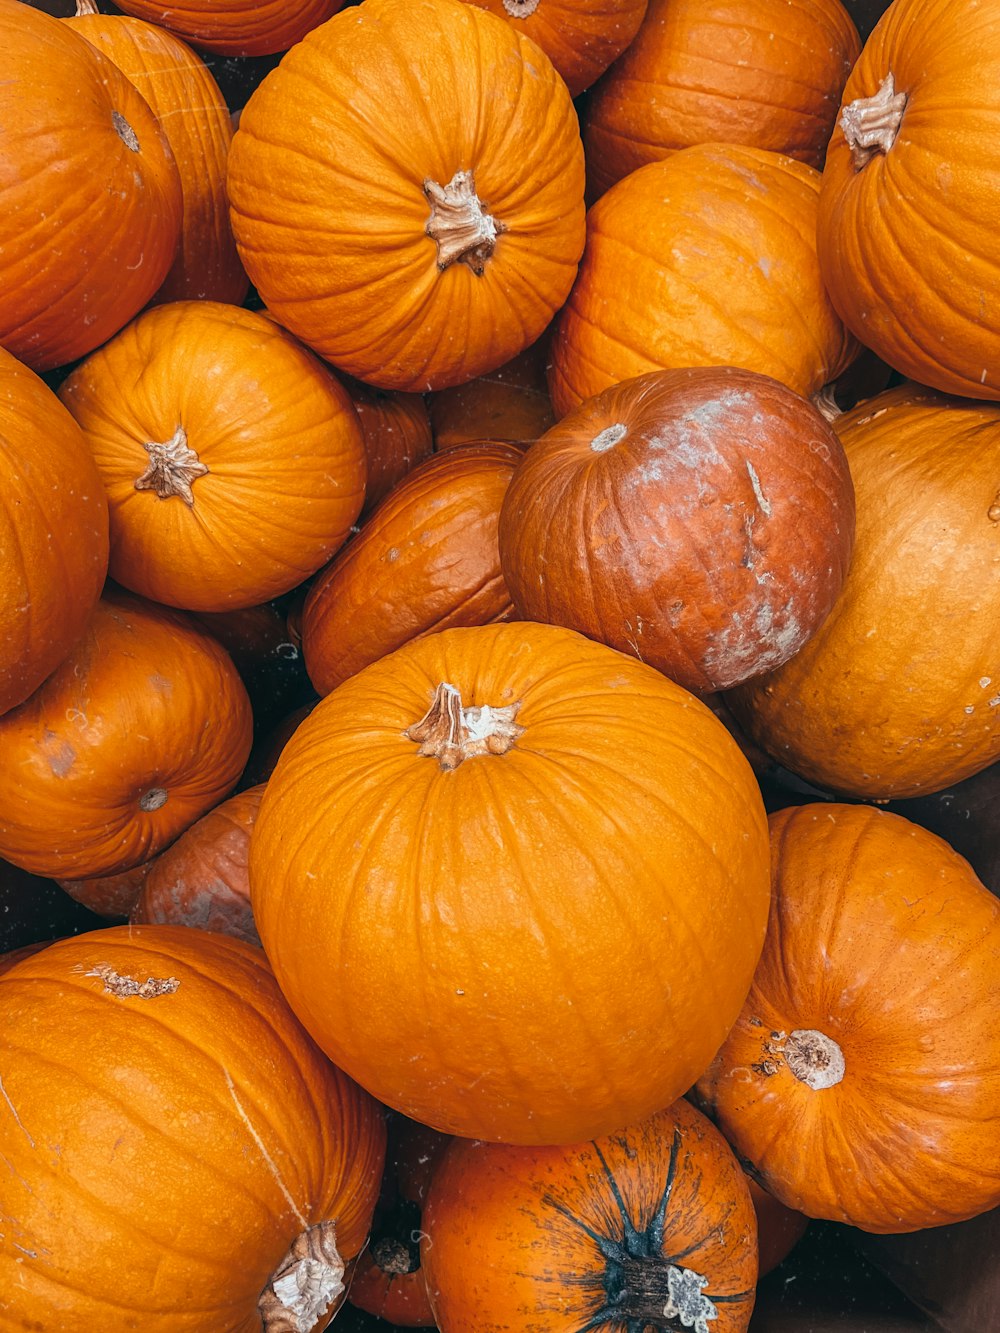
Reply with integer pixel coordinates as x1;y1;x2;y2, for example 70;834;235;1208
303;445;520;696
0;1;181;372
0;590;253;881
749;1179;809;1277
59;301;367;612
57;862;154;920
0;924;386;1330
131;785;264;946
111;0;342;55
421;1098;757;1333
584;0;860;198
343;377;434;515
697;804;1000;1233
0;346;109;718
429;338;556;449
499;367;856;694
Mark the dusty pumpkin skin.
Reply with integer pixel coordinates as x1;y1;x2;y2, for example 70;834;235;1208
498;366;855;694
696;803;1000;1234
420;1098;757;1333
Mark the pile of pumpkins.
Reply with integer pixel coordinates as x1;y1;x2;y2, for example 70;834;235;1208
1;0;999;1329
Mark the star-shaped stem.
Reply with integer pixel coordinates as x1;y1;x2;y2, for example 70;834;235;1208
134;424;208;507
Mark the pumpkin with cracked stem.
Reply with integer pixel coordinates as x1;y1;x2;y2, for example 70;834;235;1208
227;0;586;392
696;803;1000;1233
818;0;1000;399
110;0;342;55
131;785;265;946
421;1097;757;1333
0;924;385;1330
548;143;858;416
303;444;520;696
0;346;109;719
342;376;434;516
0;1;181;372
583;0;860;199
58;300;367;613
0;589;253;881
499;367;855;695
249;620;770;1144
729;384;1000;799
65;0;248;307
460;0;648;97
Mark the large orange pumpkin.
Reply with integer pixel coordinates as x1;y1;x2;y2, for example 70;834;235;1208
0;589;253;880
697;803;1000;1233
0;924;386;1330
0;346;108;718
249;621;771;1145
548;143;858;416
0;0;181;372
65;0;248;307
583;0;860;198
59;301;367;612
227;0;586;392
421;1098;757;1333
818;0;1000;399
729;385;1000;799
111;0;342;56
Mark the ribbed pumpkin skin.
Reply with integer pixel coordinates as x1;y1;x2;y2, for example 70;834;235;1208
344;377;434;515
249;621;770;1145
0;1;181;372
303;445;519;696
0;348;109;718
584;0;860;198
0;925;386;1331
462;0;648;96
818;0;1000;399
65;8;248;307
421;1099;757;1333
729;386;1000;799
227;0;586;392
548;144;857;416
0;590;253;880
59;301;367;612
499;367;856;694
111;0;342;56
696;804;1000;1233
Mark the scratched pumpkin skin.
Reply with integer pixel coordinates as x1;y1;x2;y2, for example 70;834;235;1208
421;1097;757;1333
0;925;386;1332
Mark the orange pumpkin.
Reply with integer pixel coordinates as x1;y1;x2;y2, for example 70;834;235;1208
0;346;108;718
583;0;860;198
302;445;520;696
57;862;154;920
461;0;648;96
428;337;556;449
249;621;770;1145
498;367;856;694
749;1178;809;1277
111;0;342;56
59;300;367;612
548;144;858;416
65;0;248;307
0;924;386;1330
421;1098;757;1333
0;589;253;881
729;385;1000;799
227;0;586;392
697;804;1000;1233
0;0;181;372
818;0;1000;399
344;377;434;515
131;785;264;946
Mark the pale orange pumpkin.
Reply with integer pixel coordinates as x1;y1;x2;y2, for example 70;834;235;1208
111;0;343;56
0;924;386;1330
0;0;181;371
59;300;367;612
227;0;586;392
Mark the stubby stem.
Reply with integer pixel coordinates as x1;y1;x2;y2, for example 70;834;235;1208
424;170;504;275
406;682;524;770
840;73;907;171
503;0;541;14
259;1222;345;1333
785;1029;845;1091
134;424;208;506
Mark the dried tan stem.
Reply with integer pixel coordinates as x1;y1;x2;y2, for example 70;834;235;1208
134;425;208;506
259;1222;345;1333
840;73;907;171
424;170;504;275
785;1029;845;1090
406;682;524;770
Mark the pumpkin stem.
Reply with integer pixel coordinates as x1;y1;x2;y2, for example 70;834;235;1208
259;1222;345;1333
134;425;208;507
424;170;504;276
112;110;140;154
406;682;524;770
138;786;168;812
840;73;907;171
503;0;541;14
785;1029;845;1090
75;0;100;13
371;1235;418;1276
810;385;842;424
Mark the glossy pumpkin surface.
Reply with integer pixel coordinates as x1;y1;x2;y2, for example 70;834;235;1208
0;924;386;1330
697;804;1000;1233
249;620;770;1145
111;0;342;55
227;0;586;392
